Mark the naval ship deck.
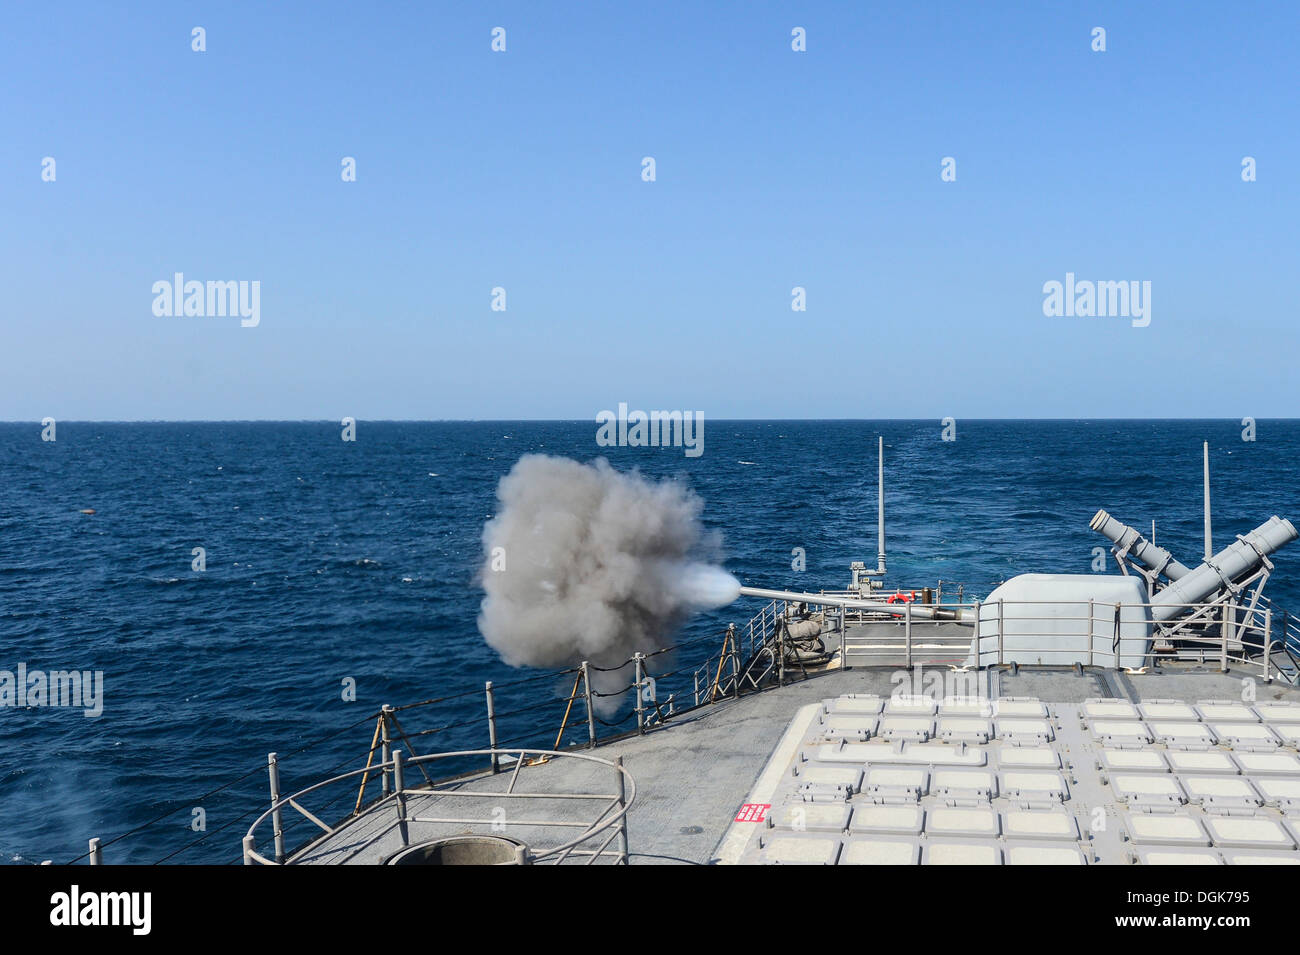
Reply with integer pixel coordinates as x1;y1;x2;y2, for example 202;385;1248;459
259;656;1300;865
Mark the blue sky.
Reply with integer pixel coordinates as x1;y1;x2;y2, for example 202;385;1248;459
2;1;1297;420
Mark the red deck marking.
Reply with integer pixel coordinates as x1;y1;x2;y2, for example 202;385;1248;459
734;803;770;823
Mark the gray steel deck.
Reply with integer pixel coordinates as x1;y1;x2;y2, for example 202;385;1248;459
286;659;1300;864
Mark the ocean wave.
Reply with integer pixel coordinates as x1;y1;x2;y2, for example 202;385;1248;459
4;419;1298;864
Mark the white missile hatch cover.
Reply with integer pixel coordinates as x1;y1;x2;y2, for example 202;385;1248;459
997;746;1061;769
1255;702;1300;723
1165;750;1236;774
848;804;924;835
1002;808;1079;841
1110;774;1186;806
884;696;938;716
757;833;842;864
926;806;1000;837
767;803;851;832
1098;748;1167;773
1195;701;1258;722
1180;775;1262;807
1148;721;1216;749
1091;720;1154;746
816;714;879;740
937;717;993;743
1212;723;1279;749
1254;777;1300;807
1005;844;1087;865
878;716;934;741
794;764;863;792
939;698;995;717
863;766;929;793
1234;752;1300;776
992;699;1050;718
1001;770;1069;802
1082;699;1141;720
839;838;920;865
996;719;1055;743
1203;816;1296;850
1138;701;1198;721
1269;725;1300;746
930;769;997;802
826;695;884;715
923;842;1003;865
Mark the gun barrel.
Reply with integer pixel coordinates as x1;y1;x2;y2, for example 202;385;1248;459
736;585;973;621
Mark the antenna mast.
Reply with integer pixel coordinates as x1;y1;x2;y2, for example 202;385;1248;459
1203;441;1212;560
877;436;886;575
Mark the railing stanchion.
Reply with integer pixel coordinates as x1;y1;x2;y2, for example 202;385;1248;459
633;653;646;735
905;601;913;669
581;661;597;747
615;755;630;865
392;749;408;846
268;752;286;865
1222;601;1231;672
1113;604;1122;670
996;600;1004;666
777;618;786;687
242;834;255;865
731;624;740;699
972;600;982;670
381;704;394;797
88;838;102;866
485;682;500;773
1264;608;1273;683
1088;599;1095;668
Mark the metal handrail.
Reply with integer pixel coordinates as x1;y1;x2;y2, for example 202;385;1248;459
833;594;1298;683
81;584;1300;863
243;747;635;866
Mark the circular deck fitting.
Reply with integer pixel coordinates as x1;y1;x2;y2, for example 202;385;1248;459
386;835;530;866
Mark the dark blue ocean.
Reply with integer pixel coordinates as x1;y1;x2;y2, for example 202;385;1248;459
3;420;1299;864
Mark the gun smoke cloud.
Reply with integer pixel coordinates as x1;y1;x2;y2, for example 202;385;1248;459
477;455;740;686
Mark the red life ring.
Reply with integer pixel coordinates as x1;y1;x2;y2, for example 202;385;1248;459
886;591;914;604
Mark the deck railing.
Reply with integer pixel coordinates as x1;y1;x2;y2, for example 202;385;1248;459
65;585;1300;864
836;596;1294;684
242;748;635;866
